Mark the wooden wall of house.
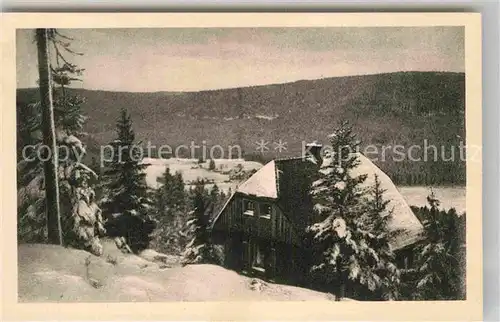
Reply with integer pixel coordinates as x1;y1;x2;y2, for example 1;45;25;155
211;231;308;284
211;193;307;281
212;193;301;245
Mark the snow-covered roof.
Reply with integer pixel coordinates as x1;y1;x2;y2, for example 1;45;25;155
235;160;278;199
350;153;425;250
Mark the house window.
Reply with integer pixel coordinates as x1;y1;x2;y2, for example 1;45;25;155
279;214;286;236
243;199;255;216
259;204;272;219
242;240;250;270
405;253;414;269
398;249;414;270
252;243;266;272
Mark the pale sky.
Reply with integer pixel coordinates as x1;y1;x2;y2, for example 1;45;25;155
16;27;464;92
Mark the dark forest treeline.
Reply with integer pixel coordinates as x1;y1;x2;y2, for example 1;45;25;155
401;201;466;300
108;144;466;187
391;165;466;186
17;71;466;186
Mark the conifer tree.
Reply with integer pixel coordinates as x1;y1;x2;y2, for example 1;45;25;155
49;44;105;254
155;168;186;209
208;158;216;171
182;179;221;265
151;167;189;254
210;183;220;203
172;171;186;208
17;29;105;254
102;109;149;213
102;108;156;253
208;183;228;222
36;28;62;245
413;190;466;300
308;121;399;300
308;121;366;299
363;174;401;300
219;189;227;202
155;167;174;213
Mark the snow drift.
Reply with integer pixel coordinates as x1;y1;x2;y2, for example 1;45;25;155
18;241;346;302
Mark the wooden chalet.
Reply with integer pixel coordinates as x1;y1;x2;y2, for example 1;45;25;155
210;144;424;285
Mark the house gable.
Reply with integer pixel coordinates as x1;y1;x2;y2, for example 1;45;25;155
236;160;278;198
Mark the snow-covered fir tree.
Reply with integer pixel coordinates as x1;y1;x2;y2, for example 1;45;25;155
209;183;220;203
208;158;216;171
101;108;156;253
362;174;401;300
151;167;189;255
413;189;466;300
155;168;186;210
182;179;222;265
17;29;105;255
209;183;228;225
307;121;399;300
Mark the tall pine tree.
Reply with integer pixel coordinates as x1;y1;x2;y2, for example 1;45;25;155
182;179;222;265
17;29;105;254
156;169;186;209
308;121;399;300
151;167;189;255
413;190;466;300
209;183;220;203
208;159;216;171
363;174;401;300
102;108;156;253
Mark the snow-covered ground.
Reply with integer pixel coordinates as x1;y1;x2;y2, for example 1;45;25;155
254;114;279;121
18;240;342;302
142;158;262;190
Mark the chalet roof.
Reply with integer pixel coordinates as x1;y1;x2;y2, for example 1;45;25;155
349;153;425;250
235;160;278;198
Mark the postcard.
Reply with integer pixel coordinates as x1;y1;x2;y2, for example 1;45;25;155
1;12;482;321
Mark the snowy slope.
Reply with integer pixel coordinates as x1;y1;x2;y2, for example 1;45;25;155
18;241;345;302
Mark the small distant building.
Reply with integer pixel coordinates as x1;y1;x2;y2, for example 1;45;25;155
210;143;424;284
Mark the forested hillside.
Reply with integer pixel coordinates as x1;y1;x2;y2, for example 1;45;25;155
17;71;465;185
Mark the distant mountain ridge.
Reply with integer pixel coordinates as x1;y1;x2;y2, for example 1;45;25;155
17;71;466;185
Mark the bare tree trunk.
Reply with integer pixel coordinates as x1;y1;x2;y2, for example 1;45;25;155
334;259;346;301
36;28;62;245
339;282;346;300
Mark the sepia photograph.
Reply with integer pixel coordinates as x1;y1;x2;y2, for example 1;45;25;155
1;13;482;321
